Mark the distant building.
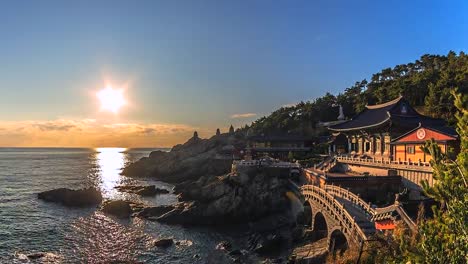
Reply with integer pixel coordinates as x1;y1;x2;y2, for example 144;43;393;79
247;135;312;160
229;125;235;134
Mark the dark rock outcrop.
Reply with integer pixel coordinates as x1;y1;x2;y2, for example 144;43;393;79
154;238;174;247
38;187;102;207
156;166;290;225
135;205;175;218
122;134;243;183
115;185;169;196
101;200;133;218
253;235;286;255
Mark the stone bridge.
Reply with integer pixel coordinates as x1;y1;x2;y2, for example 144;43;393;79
298;184;416;252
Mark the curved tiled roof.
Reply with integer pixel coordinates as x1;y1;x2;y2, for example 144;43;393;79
365;96;403;109
329;96;443;132
329;98;401;131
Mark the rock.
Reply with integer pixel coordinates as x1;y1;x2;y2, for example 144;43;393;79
254;235;285;255
122;135;237;183
27;252;45;259
156;166;290;225
25;252;61;262
102;200;133;218
135;205;175;218
216;241;232;251
38;187;102;207
115;185;170;196
154;238;174;248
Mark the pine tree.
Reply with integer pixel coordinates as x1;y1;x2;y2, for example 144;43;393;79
409;90;468;263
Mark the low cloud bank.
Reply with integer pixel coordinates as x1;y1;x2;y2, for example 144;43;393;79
0;119;199;147
230;113;257;119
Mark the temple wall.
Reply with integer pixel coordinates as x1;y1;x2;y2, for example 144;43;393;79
346;164;434;188
347;165;389;176
394;143;447;163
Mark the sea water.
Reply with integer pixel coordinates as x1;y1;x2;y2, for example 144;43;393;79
0;148;240;263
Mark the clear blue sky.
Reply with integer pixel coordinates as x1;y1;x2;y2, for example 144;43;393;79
0;0;466;146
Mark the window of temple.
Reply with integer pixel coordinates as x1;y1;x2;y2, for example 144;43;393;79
407;145;415;154
365;142;371;152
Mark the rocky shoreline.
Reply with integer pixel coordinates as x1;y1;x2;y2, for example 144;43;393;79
37;133;305;262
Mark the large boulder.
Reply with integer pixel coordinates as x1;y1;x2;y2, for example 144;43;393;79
101;200;133;218
38;187;102;207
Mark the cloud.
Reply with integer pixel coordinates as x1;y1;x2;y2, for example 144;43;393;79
33;122;76;131
0;119;199;147
230;113;257;119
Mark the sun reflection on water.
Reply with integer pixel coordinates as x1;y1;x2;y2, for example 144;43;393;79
96;147;127;198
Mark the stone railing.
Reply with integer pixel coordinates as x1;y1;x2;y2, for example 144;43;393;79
395;205;418;233
336;156;432;172
301;185;369;244
233;160;300;168
324;184;396;221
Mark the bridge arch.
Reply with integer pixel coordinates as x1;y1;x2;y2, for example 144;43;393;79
329;228;348;252
312;212;328;239
300;200;313;228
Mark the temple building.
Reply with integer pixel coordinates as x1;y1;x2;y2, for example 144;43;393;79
310;96;460;200
247;135;312;160
328;96;458;163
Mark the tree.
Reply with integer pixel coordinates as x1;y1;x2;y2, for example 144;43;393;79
392;91;468;263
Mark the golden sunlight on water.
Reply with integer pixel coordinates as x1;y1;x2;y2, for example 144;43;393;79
96;147;127;198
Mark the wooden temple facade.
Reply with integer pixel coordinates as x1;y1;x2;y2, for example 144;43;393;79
328;96;458;163
327;96;458;193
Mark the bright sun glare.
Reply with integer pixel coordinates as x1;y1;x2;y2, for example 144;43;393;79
97;86;126;113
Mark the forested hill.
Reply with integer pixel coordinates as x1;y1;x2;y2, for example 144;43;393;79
242;51;467;136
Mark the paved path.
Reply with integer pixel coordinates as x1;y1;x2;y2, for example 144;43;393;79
334;197;376;235
292;238;328;261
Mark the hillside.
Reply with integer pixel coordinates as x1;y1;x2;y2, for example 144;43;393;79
243;51;467;136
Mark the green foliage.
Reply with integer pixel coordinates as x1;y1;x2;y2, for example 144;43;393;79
245;51;467;136
385;91;468;263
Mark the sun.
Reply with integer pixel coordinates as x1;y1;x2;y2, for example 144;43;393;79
97;86;126;113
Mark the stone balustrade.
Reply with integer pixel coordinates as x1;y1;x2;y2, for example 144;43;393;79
301;185;368;245
336;156;432;172
324;184;396;221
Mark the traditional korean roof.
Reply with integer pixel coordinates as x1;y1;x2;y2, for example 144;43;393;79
328;96;444;132
391;123;458;143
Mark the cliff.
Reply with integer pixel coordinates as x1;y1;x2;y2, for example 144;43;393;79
122;133;245;183
157;166;291;225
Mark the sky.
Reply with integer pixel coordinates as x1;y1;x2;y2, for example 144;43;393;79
0;0;466;147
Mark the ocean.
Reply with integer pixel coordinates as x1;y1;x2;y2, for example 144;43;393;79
0;148;241;263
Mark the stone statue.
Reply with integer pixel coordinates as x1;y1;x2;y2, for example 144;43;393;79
193;131;199;139
337;105;345;120
216;128;221;136
229;125;235;134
